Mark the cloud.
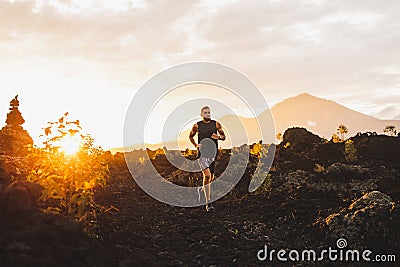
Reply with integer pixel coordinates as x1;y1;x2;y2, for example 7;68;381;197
0;0;199;81
2;0;399;93
190;0;400;113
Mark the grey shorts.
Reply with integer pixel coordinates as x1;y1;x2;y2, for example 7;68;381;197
198;157;216;173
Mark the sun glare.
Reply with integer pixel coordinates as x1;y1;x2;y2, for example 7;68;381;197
58;135;82;155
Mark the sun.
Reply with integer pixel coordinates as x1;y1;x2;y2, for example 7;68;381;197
58;135;82;155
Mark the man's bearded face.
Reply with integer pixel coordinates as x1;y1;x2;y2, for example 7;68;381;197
201;109;211;121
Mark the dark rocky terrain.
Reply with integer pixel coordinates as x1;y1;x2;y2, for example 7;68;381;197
1;127;399;266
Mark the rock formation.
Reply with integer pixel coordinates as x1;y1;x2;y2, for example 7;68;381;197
323;191;399;250
0;95;33;155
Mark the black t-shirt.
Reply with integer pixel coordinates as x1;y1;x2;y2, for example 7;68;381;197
197;119;218;158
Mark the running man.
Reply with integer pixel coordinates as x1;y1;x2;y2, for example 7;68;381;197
189;106;226;211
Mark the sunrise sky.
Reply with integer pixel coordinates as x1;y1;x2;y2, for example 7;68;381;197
1;0;399;149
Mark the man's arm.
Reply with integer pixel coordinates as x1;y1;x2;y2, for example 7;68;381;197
213;121;226;141
189;123;199;148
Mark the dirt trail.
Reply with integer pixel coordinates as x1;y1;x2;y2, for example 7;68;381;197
94;167;339;267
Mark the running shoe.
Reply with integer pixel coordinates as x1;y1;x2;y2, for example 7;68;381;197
206;203;214;212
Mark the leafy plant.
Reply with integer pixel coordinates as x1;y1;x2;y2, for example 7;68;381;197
250;145;272;194
331;133;342;143
276;132;283;142
383;125;397;136
27;113;109;220
250;142;263;157
337;124;348;141
345;139;357;163
314;163;325;173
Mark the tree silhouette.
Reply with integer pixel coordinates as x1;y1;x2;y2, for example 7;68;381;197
383;125;396;136
337;124;348;141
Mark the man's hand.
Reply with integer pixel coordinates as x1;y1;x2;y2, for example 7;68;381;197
215;121;226;141
211;133;220;140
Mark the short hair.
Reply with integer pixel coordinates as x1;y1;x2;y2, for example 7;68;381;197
200;105;210;114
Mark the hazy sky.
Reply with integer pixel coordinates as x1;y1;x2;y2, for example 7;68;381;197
1;0;399;148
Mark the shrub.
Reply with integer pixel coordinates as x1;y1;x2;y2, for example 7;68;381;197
27;113;109;220
250;142;263;157
345;139;358;163
250;145;272;194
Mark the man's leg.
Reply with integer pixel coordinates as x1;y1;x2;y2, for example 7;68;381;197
207;172;214;201
207;161;216;202
202;167;212;205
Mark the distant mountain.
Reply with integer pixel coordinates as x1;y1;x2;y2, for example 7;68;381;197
267;92;398;139
372;105;400;120
114;93;399;152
